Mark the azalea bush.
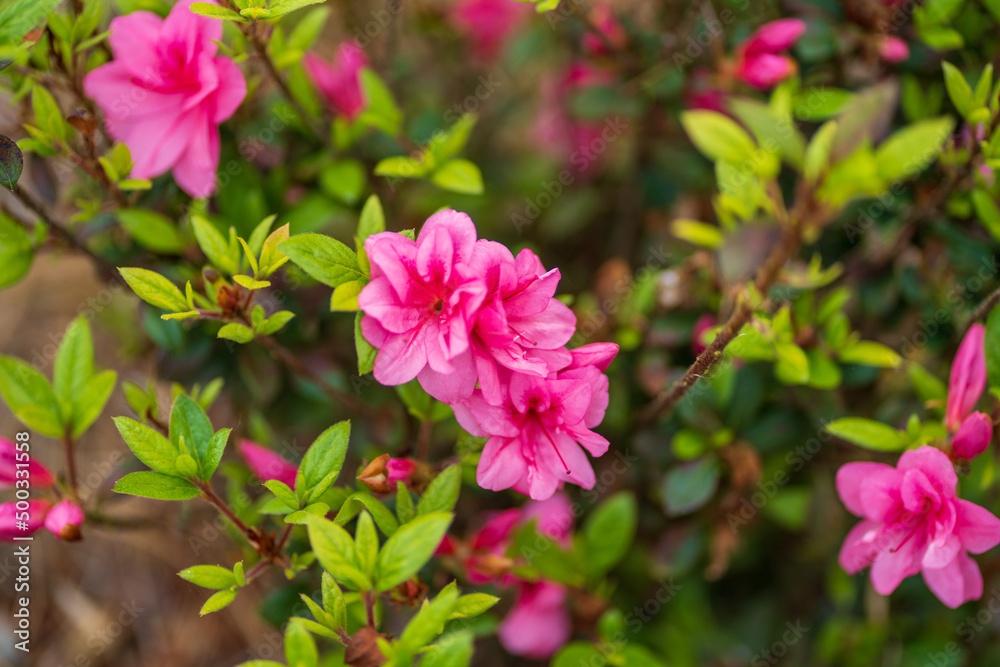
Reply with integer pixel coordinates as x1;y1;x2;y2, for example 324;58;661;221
6;0;1000;665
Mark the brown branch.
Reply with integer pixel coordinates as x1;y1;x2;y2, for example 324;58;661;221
62;431;81;502
970;284;1000;326
196;480;258;546
5;184;111;268
637;204;810;424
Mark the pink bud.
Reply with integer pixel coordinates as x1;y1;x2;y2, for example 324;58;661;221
44;499;84;541
386;458;417;484
0;438;54;489
946;324;987;430
878;36;910;64
238;440;299;489
0;500;49;541
742;19;807;57
953;412;993;460
303;44;368;121
737;53;797;90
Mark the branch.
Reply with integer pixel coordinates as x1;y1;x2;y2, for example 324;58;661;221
637;204;810;424
5;184;111;269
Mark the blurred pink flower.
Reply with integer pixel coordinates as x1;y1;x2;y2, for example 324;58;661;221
455;352;616;500
498;581;572;659
583;5;627;56
946;324;986;431
0;500;50;541
734;19;806;90
239;440;298;489
304;44;368;121
878;36;910;63
359;210;487;393
535;63;617;174
44;499;84;541
521;491;574;545
836;446;1000;608
451;0;531;60
421;243;575;404
952;412;993;460
692;314;716;355
0;438;54;488
82;0;246;198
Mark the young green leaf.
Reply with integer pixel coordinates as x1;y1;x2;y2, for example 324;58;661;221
192;216;239;274
113;471;201;500
169;395;215;480
582;492;637;577
825;417;908;452
117;209;185;254
398;582;460;648
355;510;379;578
178;565;238;590
680;110;757;165
71;369;117;438
113;416;181;475
430;159;484;195
396;481;415;525
305;516;370;591
417;465;461;516
375;512;452;591
53;316;94;424
357;194;385;243
296;421;350;503
284;618;319;667
421;630;474;667
200;589;238;615
218;323;255;343
0;355;63;437
119;268;188;312
355;312;377;375
279;234;364;287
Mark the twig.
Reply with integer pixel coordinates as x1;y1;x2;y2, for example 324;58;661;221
416;418;433;462
62;432;80;502
4;184;111;269
969;284;1000;325
256;334;371;414
196;480;258;546
637;199;812;424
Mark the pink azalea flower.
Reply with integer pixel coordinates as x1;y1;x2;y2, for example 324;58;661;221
946;324;986;431
450;0;531;60
521;491;574;545
44;499;84;541
359;210;487;394
734;19;806;90
386;458;417;484
878;36;910;63
303;44;368;121
836;446;1000;608
0;500;50;541
534;63;617;174
583;5;628;56
0;438;54;488
455;350;617;500
498;581;572;659
952;412;993;460
82;0;246;198
420;242;575;404
239;440;298;489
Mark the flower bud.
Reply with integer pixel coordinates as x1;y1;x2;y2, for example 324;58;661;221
44;499;84;541
878;36;910;63
238;440;298;489
0;438;54;489
386;458;417;484
357;453;391;494
0;500;49;541
946;324;987;430
953;411;993;460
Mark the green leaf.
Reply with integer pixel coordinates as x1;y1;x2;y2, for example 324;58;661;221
430;159;484;195
179;565;237;590
306;516;370;590
319;159;366;206
71;369;117;438
0;133;23;189
338;492;400;536
169;395;214;480
803;120;837;184
450;593;499;619
233;274;271;290
322;572;347;627
357;69;402;135
375;512;452;591
0;355;62;437
825;417;908;451
727;98;805;168
355;312;376;375
396;482;415;524
417;465;461;516
972;189;1000;244
189;2;247;21
201;428;231;480
113;471;200;500
269;0;326;19
838;340;902;369
942;62;977;120
117;209;185;254
662;458;719;517
671;219;723;249
427;113;477;163
774;341;810;385
330;280;363;311
374;155;428;179
355;510;379;577
288;6;330;50
218;323;255;343
399;583;460;648
200;589;238;615
680;110;756;165
284;618;319;667
266;479;300;510
113;416;181;475
582;492;637;577
279;234;364;287
0;213;33;289
422;631;474;667
119;268;188;312
53;316;94;425
357;194;385;243
296;421;350;503
874;116;955;183
32;85;68;145
257;310;295;336
192;216;239;274
0;0;62;45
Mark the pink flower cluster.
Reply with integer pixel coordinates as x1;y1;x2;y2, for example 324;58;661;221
83;0;246;198
0;439;83;542
836;326;1000;608
437;492;575;658
734;19;806;90
358;210;618;500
